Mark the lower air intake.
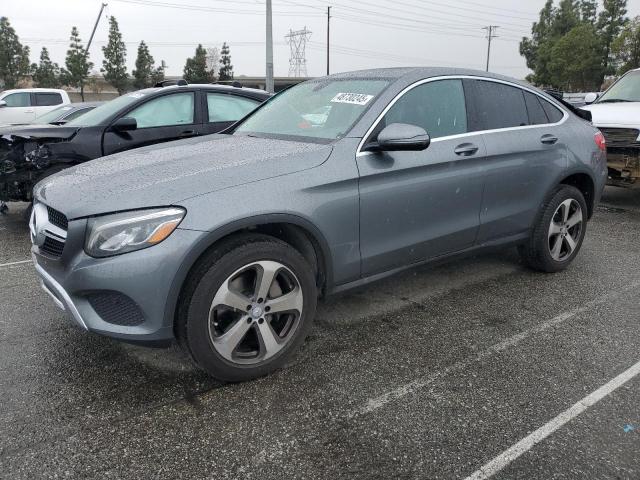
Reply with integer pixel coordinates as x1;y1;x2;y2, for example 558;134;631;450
86;291;145;326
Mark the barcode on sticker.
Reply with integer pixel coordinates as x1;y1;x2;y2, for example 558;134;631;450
330;93;374;105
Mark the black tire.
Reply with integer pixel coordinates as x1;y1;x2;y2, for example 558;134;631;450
176;233;317;382
23;202;33;223
519;185;588;273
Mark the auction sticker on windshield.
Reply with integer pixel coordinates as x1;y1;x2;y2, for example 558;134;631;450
331;93;374;105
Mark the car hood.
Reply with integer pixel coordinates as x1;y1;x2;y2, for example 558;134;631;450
0;124;79;140
581;102;640;126
34;134;332;219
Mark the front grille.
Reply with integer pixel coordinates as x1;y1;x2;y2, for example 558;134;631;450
41;236;65;256
599;128;640;148
47;206;68;230
86;291;145;326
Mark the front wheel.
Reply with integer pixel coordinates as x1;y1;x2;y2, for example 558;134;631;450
519;185;588;273
177;234;317;382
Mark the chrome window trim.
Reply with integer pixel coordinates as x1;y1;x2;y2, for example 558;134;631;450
356;75;569;157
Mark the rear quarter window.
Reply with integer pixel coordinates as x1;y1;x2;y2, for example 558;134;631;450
540;98;564;123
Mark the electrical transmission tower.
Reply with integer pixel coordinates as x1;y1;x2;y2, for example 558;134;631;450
285;27;312;77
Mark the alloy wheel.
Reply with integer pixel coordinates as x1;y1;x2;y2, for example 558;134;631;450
208;260;304;365
548;198;583;262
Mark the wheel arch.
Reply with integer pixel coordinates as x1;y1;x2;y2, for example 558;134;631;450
557;170;596;219
164;213;334;334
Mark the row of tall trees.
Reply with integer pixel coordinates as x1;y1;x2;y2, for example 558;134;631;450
182;42;233;83
520;0;633;91
0;15;234;97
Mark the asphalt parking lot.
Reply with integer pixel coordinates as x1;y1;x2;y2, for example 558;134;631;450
1;188;639;480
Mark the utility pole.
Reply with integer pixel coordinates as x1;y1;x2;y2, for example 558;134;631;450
483;25;499;72
86;3;107;59
326;6;331;75
266;0;274;93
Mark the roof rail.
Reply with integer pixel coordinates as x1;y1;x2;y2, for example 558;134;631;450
154;79;188;87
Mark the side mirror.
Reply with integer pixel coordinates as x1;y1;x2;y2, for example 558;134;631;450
111;117;137;132
0;100;7;108
373;123;430;152
584;92;599;104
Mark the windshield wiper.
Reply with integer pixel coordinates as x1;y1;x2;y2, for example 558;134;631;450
598;98;634;103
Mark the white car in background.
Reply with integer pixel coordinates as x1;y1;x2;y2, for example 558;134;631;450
0;88;71;125
582;68;640;188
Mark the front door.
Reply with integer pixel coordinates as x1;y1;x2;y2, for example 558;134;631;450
102;91;200;156
0;92;35;124
357;79;485;276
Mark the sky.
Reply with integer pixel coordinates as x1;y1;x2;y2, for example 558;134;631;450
5;0;640;81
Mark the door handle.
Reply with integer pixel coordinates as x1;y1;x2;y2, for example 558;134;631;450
540;134;558;145
178;130;197;138
454;143;479;156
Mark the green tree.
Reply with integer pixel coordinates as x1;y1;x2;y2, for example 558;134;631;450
520;0;556;85
31;47;61;88
218;42;233;81
612;16;640;73
0;17;30;89
62;27;92;101
150;60;166;85
102;16;128;94
183;44;210;83
580;0;598;23
132;41;154;89
597;0;628;78
549;23;605;90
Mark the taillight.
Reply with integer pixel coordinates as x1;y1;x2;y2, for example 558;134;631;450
594;131;606;151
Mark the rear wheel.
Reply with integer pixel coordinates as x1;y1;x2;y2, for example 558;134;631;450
177;234;317;382
519;185;587;273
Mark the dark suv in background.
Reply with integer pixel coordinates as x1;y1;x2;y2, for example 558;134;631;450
0;83;269;209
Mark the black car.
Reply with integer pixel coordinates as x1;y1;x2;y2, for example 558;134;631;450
0;83;270;209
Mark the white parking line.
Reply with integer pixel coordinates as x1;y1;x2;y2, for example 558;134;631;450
352;280;640;417
0;259;31;268
464;359;640;480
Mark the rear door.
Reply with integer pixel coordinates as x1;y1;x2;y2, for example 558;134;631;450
200;92;262;135
357;78;486;276
464;79;568;243
102;91;201;155
0;92;34;123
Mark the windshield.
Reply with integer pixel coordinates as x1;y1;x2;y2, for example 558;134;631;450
235;78;389;142
66;91;151;126
33;105;74;124
598;71;640;103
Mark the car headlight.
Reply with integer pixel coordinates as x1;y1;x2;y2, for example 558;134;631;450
85;207;186;258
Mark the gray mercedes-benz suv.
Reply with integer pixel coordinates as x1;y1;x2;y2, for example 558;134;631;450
30;68;607;381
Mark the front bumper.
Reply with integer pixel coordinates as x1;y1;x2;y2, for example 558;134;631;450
32;223;205;344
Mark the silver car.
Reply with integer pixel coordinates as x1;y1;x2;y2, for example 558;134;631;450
30;68;607;381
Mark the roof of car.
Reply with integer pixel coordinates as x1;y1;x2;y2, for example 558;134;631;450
1;88;68;94
326;67;530;87
133;84;270;97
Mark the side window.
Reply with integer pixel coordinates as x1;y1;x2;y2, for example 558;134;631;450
524;92;549;125
380;79;467;139
3;92;30;107
540;98;564;123
126;92;195;128
207;93;259;122
34;92;63;106
467;80;529;131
